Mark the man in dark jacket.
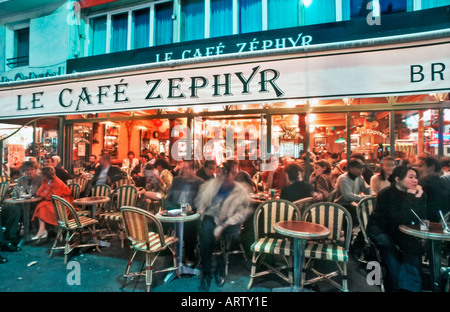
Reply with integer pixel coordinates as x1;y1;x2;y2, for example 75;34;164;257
91;154;126;187
280;162;314;202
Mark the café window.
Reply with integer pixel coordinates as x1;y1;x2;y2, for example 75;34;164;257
350;0;407;17
7;26;29;68
133;8;150;49
210;0;233;37
90;15;107;55
394;109;440;163
350;112;390;162
111;12;128;53
154;2;173;46
181;0;205;41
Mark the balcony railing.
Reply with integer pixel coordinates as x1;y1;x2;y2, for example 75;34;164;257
6;56;29;68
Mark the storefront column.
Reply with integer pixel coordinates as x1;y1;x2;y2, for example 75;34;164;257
389;110;395;158
346;112;351;159
63;123;74;174
418;111;424;155
438;108;444;158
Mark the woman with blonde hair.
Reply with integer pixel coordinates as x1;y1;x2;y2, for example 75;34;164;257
31;166;73;243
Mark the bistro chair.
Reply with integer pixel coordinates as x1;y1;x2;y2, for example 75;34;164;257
356;196;385;291
111;178;135;190
301;202;352;292
120;206;179;292
72;177;88;194
293;197;315;217
247;199;301;290
0;181;9;214
68;183;81;199
98;185;138;248
50;195;101;264
89;184;112;214
212;223;248;276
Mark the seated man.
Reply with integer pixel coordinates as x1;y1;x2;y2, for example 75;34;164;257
85;155;100;173
91;154;126;187
165;160;205;266
280;163;315;202
1;160;43;250
130;154;153;188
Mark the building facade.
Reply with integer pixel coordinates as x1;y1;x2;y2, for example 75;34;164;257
0;0;450;176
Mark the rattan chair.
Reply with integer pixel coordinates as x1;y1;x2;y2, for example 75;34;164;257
213;223;248;276
120;206;179;292
356;196;385;291
111;178;135;190
247;199;301;290
293;197;315;218
72;177;88;194
89;184;112;213
301;202;353;292
68;183;81;199
50;195;101;264
0;181;9;213
98;185;138;248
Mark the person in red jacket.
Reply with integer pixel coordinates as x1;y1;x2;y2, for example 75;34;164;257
32;166;73;243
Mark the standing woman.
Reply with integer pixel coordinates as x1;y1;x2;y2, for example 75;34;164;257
367;166;426;292
32;166;73;243
370;156;396;194
309;160;334;202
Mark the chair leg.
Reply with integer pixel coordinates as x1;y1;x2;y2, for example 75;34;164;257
342;262;348;292
64;230;71;265
121;250;137;289
50;228;63;258
247;252;257;290
145;253;152;292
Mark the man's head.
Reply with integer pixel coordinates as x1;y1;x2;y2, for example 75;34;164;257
139;154;149;163
180;160;195;178
203;160;217;178
350;152;365;163
222;160;239;179
414;156;441;178
285;163;301;183
99;154;112;168
127;151;135;159
347;159;365;177
44;155;54;167
89;155;97;163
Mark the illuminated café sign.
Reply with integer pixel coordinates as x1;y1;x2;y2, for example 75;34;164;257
1;41;449;119
356;129;388;139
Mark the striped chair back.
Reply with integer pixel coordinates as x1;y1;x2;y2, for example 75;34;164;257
302;202;353;248
112;178;135;190
253;199;301;239
109;185;138;212
68;183;81;199
90;184;111;211
0;181;9;205
293;197;315;216
72;177;88;192
120;206;167;249
0;176;9;183
356;196;377;233
51;195;79;229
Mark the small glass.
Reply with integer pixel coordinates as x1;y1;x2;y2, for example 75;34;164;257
181;202;188;216
270;189;275;199
420;219;430;231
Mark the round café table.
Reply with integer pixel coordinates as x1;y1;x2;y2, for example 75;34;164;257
155;210;201;282
4;196;43;245
399;222;450;291
73;196;110;218
273;220;330;292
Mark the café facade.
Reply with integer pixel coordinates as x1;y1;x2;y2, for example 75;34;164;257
0;2;450;178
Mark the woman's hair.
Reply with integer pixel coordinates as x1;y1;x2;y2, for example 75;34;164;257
154;158;170;170
379;156;396;181
314;160;331;174
20;160;39;171
392;165;418;183
40;166;56;179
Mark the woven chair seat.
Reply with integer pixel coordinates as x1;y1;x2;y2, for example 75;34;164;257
131;232;178;252
76;210;91;217
64;216;98;230
99;212;122;221
304;243;348;262
250;237;292;256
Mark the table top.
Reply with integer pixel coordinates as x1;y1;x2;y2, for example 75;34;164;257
156;211;201;223
4;196;43;204
274;220;330;240
399;222;450;242
73;196;110;206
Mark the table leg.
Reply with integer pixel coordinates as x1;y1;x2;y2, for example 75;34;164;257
164;221;199;283
273;238;309;292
